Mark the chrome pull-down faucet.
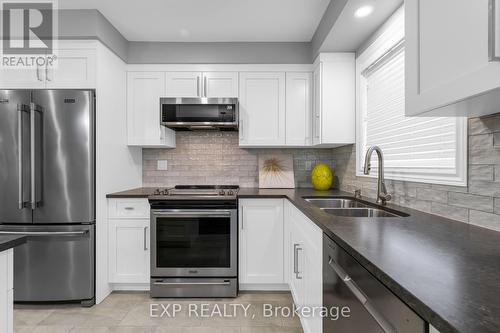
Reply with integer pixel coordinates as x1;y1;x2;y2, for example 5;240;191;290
363;146;392;205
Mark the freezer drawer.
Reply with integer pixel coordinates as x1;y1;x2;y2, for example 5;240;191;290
323;235;425;333
0;224;95;304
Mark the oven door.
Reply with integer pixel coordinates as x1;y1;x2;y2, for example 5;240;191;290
151;209;237;277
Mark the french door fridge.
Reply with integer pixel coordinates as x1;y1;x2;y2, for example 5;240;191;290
0;90;95;305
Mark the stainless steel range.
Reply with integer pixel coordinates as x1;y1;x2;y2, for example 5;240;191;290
149;185;239;298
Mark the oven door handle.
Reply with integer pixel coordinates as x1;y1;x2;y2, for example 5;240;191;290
153;281;231;286
152;210;232;218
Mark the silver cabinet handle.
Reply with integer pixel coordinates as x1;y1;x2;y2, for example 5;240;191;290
124;207;135;210
293;243;302;279
36;65;42;81
328;256;396;333
204;76;208;97
197;76;201;97
17;104;29;210
490;0;500;61
240;206;244;230
0;230;88;237
45;64;51;81
144;226;148;251
153;280;231;286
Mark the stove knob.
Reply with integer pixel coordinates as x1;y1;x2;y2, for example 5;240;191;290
154;189;160;195
219;190;226;196
228;190;234;196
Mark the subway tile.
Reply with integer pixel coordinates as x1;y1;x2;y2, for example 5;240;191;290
431;202;469;223
495;132;500;148
495;198;500;215
469;210;500;232
469;165;494;182
469;147;500;164
416;188;448;204
469;181;500;197
469;116;500;135
448;193;493;213
469;134;493;149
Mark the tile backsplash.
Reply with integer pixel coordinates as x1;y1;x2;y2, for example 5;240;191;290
143;131;334;188
332;114;500;232
142;114;500;231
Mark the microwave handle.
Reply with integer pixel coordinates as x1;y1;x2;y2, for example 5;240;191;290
197;76;201;97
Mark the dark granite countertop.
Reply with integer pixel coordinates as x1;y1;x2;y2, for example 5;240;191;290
108;187;500;333
0;235;27;252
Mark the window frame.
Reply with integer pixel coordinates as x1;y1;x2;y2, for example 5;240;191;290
355;7;468;187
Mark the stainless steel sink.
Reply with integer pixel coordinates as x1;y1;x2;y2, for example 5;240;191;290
321;208;402;218
303;197;408;218
303;198;369;209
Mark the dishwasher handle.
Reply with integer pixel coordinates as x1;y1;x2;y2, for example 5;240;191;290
328;256;397;333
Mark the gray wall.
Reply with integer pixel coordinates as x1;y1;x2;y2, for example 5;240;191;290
142;132;334;188
127;42;312;64
331;114;500;232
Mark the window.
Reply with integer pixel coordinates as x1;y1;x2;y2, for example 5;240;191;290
356;7;467;186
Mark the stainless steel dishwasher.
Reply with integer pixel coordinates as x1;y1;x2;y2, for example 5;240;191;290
323;235;425;333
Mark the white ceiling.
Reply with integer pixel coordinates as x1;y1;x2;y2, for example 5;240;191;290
59;0;331;42
319;0;403;52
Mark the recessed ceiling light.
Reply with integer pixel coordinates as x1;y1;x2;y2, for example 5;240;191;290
354;5;374;18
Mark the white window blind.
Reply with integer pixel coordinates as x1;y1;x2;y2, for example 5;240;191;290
356;7;467;186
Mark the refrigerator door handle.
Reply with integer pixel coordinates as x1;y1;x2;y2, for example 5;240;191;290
30;103;43;210
17;104;29;210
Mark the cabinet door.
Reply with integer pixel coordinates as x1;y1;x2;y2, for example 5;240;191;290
165;72;202;97
239;199;284;285
0;66;44;89
45;49;96;88
127;72;175;147
239;72;286;146
203;72;238;97
406;0;500;117
286;72;312;146
108;219;150;284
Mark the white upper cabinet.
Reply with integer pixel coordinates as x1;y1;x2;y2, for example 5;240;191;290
406;0;500;117
127;72;176;148
202;72;238;97
165;72;202;97
0;42;96;89
165;71;238;98
239;199;284;286
286;72;312;146
312;53;355;147
239;72;286;146
0;66;45;89
45;48;96;88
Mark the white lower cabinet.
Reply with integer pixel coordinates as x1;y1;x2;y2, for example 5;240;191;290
285;200;323;333
108;199;150;285
0;249;14;333
239;199;285;288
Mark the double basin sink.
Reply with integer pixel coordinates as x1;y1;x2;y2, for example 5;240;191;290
303;197;408;218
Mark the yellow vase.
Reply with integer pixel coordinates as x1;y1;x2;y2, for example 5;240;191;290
311;164;333;190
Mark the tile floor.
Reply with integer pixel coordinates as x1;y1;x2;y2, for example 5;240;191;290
14;292;304;333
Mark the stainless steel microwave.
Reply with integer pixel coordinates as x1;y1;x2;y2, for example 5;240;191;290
160;98;238;131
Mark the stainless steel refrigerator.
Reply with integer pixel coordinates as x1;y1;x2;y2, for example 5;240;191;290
0;90;95;306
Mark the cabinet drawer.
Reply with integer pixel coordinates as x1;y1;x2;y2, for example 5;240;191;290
108;199;150;219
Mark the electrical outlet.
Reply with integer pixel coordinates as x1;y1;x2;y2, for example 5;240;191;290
157;160;168;171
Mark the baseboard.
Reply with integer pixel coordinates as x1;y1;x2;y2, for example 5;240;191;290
239;283;290;291
111;283;150;291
